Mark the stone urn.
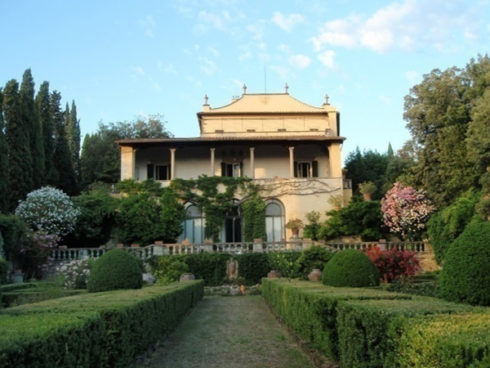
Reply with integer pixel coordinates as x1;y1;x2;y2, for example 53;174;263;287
267;270;281;278
308;269;322;282
179;273;195;282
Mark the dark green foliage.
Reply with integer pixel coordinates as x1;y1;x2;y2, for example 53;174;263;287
268;252;302;278
0;214;27;263
183;253;231;286
440;220;490;306
0;90;8;212
36;81;55;185
69;189;118;247
67;101;81;180
427;190;480;264
116;193;161;245
3;80;32;210
236;253;269;285
296;245;334;279
345;148;390;199
319;198;384;241
81;117;171;188
20;69;45;190
303;211;321;240
87;249;143;292
51;91;78;194
1;281;84;307
158;188;186;243
242;194;266;241
0;257;8;284
117;178;164;196
0;281;204;367
322;249;379;287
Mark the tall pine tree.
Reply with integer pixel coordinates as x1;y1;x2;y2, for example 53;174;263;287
68;100;81;181
20;69;44;189
51;91;77;194
0;90;9;212
36;81;55;185
3;80;32;210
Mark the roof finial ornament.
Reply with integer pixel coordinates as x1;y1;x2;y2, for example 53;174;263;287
242;84;247;95
324;94;329;105
284;83;289;94
204;94;209;105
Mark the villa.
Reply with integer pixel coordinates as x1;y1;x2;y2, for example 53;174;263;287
117;85;352;243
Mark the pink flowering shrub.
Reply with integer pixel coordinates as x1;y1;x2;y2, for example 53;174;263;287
381;182;435;240
57;259;92;289
364;245;420;283
17;230;59;278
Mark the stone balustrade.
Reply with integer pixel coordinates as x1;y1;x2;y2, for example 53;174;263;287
49;239;426;262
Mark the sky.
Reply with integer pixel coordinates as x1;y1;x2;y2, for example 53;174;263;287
1;0;489;161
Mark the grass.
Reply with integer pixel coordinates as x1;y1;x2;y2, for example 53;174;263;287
132;296;317;368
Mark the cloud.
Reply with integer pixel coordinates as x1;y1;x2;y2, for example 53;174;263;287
311;0;488;53
405;70;419;85
317;50;335;69
208;47;220;56
200;58;217;75
379;95;393;105
272;12;304;32
270;65;290;81
197;10;235;31
138;15;156;38
288;54;311;69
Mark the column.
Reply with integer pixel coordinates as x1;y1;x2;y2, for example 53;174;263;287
289;146;295;178
210;148;215;176
120;146;136;180
328;143;342;177
249;147;255;179
169;148;176;180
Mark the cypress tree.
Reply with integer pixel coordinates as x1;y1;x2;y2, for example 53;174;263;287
0;90;9;212
68;100;81;180
51;91;77;194
20;69;44;189
36;81;55;185
3;80;32;210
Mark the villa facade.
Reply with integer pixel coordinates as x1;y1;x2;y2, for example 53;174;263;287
117;87;352;243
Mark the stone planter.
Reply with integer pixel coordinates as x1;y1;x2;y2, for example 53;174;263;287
116;243;124;248
130;243;140;248
154;240;164;246
308;269;323;282
267;270;281;278
180;273;195;282
12;270;24;284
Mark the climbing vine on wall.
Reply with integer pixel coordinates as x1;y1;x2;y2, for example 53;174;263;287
171;175;265;241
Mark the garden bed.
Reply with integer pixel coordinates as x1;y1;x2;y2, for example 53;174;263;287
0;280;204;367
1;281;85;307
262;278;489;367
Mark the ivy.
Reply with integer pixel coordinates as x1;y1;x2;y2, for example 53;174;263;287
170;175;262;241
242;193;266;241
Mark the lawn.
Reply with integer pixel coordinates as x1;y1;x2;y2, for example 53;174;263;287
132;296;318;368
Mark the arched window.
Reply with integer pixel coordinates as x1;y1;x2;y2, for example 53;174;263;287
265;200;285;242
182;205;204;244
224;199;241;242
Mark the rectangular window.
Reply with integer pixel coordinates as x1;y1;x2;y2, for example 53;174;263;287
297;162;311;178
156;165;169;180
221;162;242;177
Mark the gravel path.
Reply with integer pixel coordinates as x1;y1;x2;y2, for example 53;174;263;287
132;296;317;368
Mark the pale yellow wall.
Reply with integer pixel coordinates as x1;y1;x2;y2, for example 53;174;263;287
201;115;334;136
120;146;135;180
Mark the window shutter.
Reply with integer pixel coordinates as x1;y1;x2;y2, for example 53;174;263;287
147;164;154;179
312;161;318;177
240;162;243;177
221;162;226;176
167;163;171;180
294;161;298;177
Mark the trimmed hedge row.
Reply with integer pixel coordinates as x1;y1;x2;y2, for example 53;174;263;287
0;280;204;367
262;279;488;367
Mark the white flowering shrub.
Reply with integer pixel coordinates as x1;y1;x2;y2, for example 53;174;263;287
15;186;80;237
57;259;92;289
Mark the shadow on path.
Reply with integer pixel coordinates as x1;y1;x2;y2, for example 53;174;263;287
132;296;316;368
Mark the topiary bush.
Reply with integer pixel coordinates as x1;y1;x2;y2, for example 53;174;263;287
87;249;142;292
322;249;380;287
296;245;334;279
439;220;490;306
236;253;269;285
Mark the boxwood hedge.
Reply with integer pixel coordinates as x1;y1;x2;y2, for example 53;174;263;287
262;278;488;367
0;280;204;367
